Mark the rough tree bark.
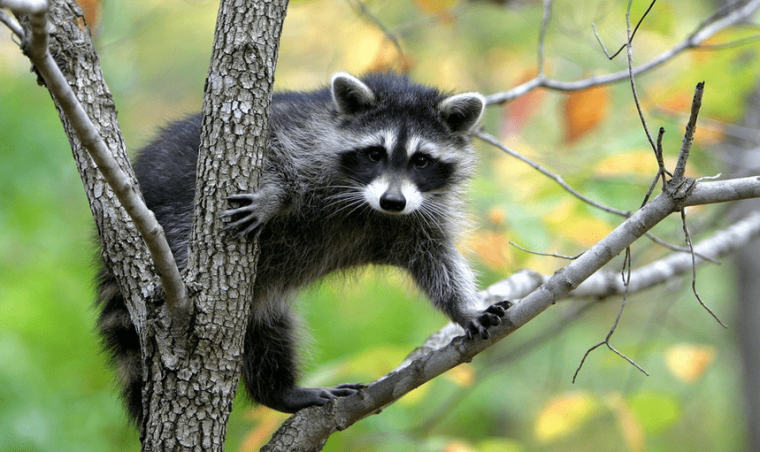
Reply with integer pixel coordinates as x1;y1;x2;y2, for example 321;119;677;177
138;1;288;450
11;0;288;450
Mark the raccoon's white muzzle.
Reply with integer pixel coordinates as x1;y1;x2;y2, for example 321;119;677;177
363;177;424;215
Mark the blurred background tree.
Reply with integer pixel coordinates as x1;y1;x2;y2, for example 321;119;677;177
1;0;758;450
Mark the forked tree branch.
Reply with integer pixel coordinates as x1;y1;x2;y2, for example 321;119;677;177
264;173;760;450
264;133;760;452
422;207;760;366
0;0;189;323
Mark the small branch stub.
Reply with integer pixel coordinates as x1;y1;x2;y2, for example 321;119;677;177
674;81;705;180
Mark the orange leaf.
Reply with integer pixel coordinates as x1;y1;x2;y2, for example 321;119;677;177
413;0;458;14
75;0;100;27
443;441;476;452
367;39;415;74
606;393;646;452
501;70;547;138
487;206;507;228
237;408;288;452
562;85;610;143
467;231;513;270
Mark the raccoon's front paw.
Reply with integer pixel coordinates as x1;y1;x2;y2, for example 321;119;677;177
221;192;274;237
464;300;513;340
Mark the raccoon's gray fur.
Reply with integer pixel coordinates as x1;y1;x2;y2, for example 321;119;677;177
96;72;509;425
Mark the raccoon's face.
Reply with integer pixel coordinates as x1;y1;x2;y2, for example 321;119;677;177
331;73;485;216
338;130;455;215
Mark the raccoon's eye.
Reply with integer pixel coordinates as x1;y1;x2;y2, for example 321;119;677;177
412;154;430;168
365;146;386;163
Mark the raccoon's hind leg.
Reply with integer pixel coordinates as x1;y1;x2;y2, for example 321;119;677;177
242;308;364;413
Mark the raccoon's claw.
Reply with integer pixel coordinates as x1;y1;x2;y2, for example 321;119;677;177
277;383;366;413
221;193;266;237
464;300;513;340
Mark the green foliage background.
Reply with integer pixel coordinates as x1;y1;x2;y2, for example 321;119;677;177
0;0;758;451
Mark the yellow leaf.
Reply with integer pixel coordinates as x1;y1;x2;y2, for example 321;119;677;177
348;345;408;376
665;343;716;383
567;217;612;246
341;26;387;73
444;363;476;388
562;85;610;143
366;39;414;73
534;392;599;443
544;201;613;247
606;393;646;452
694;125;725;146
594;150;658;177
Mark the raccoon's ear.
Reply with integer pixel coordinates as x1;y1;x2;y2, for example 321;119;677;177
331;72;376;115
438;93;486;134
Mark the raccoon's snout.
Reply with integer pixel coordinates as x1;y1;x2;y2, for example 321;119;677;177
364;177;423;215
379;189;406;212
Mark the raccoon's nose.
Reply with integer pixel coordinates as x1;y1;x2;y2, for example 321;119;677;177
379;191;406;212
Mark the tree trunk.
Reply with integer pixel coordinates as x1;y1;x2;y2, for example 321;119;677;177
139;1;288;450
29;0;288;449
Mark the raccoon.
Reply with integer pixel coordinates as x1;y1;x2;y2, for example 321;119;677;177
96;72;510;425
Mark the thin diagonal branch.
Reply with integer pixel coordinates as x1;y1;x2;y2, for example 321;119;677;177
1;0;189;321
594;0;657;59
0;7;24;37
476;130;630;217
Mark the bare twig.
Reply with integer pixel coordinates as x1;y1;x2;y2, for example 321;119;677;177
573;248;649;383
485;210;760;301
0;7;24;37
537;0;552;76
654;107;760;144
594;0;658;59
681;209;727;328
485;0;760;105
266;172;760;449
674;82;706;179
698;33;760;49
641;128;670;206
689;0;759;42
645;232;721;264
415;299;596;435
478;129;727;262
475;130;630;217
509;241;582;260
345;0;405;60
623;0;658;157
